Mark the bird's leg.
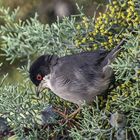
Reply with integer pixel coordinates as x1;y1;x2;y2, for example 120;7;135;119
67;106;81;119
52;107;67;119
52;106;81;120
52;106;81;128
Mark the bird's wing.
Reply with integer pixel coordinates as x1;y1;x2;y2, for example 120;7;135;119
50;49;112;99
52;49;109;84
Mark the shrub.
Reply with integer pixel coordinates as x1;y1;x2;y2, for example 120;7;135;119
0;0;140;139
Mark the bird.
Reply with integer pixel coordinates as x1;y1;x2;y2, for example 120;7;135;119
29;40;125;117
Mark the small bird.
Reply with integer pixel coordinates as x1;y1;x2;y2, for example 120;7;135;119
29;40;125;107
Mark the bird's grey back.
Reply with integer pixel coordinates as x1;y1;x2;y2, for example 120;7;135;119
53;49;109;81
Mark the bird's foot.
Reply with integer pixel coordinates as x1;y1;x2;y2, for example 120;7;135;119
67;107;81;119
52;107;67;119
52;106;81;120
55;107;81;128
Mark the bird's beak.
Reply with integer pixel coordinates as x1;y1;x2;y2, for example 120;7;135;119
36;79;48;97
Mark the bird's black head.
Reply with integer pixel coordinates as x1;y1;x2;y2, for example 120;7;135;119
29;54;58;86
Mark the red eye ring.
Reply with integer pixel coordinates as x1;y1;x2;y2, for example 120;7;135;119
36;74;43;81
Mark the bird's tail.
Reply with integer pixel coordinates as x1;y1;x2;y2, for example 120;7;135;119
101;39;126;67
101;39;126;79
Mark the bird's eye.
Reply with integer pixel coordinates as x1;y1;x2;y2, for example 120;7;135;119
36;74;43;81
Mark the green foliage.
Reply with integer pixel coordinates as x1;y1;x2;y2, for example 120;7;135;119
75;0;140;50
0;75;48;138
70;107;110;140
0;0;140;139
112;31;140;81
0;7;82;63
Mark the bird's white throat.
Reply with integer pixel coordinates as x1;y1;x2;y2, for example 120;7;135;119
41;74;53;90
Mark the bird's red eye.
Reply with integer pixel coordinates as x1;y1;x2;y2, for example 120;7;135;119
36;74;43;81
